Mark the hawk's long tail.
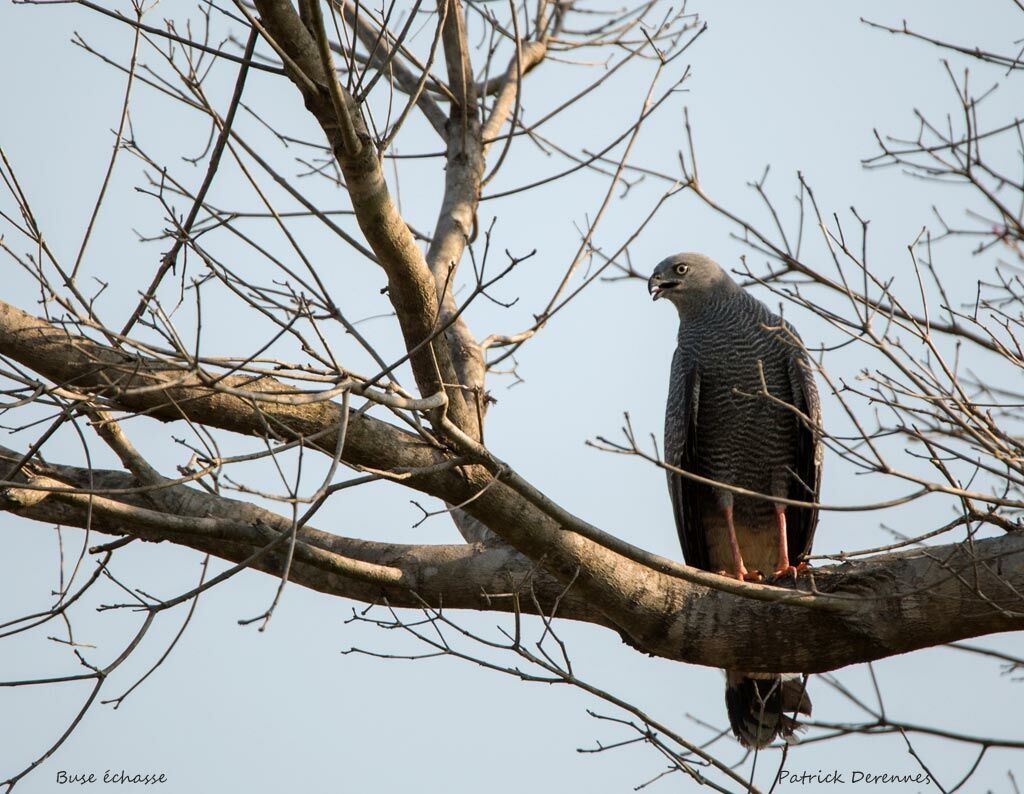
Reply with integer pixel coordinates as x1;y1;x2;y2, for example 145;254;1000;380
724;671;812;748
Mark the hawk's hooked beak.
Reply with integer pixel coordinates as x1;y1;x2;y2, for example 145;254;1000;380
648;275;678;301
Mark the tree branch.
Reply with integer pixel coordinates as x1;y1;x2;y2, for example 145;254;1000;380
2;301;1022;674
252;0;476;432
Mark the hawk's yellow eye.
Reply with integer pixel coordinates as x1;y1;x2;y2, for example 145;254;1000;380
675;264;689;275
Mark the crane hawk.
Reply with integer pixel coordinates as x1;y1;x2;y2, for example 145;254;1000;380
649;252;823;748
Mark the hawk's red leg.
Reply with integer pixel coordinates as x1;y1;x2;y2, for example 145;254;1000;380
771;505;807;580
719;505;763;582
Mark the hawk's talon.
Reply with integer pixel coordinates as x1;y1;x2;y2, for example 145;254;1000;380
717;568;763;583
770;564;800;581
769;561;810;582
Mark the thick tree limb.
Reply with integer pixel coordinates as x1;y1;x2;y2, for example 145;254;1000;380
2;301;1023;674
424;4;551;426
252;0;476;432
0;444;607;622
421;0;488;419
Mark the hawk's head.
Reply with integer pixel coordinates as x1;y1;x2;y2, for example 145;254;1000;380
648;252;733;311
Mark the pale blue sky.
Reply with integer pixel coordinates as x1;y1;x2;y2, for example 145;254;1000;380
1;1;1022;792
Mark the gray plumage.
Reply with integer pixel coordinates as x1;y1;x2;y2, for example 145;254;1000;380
649;252;822;748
